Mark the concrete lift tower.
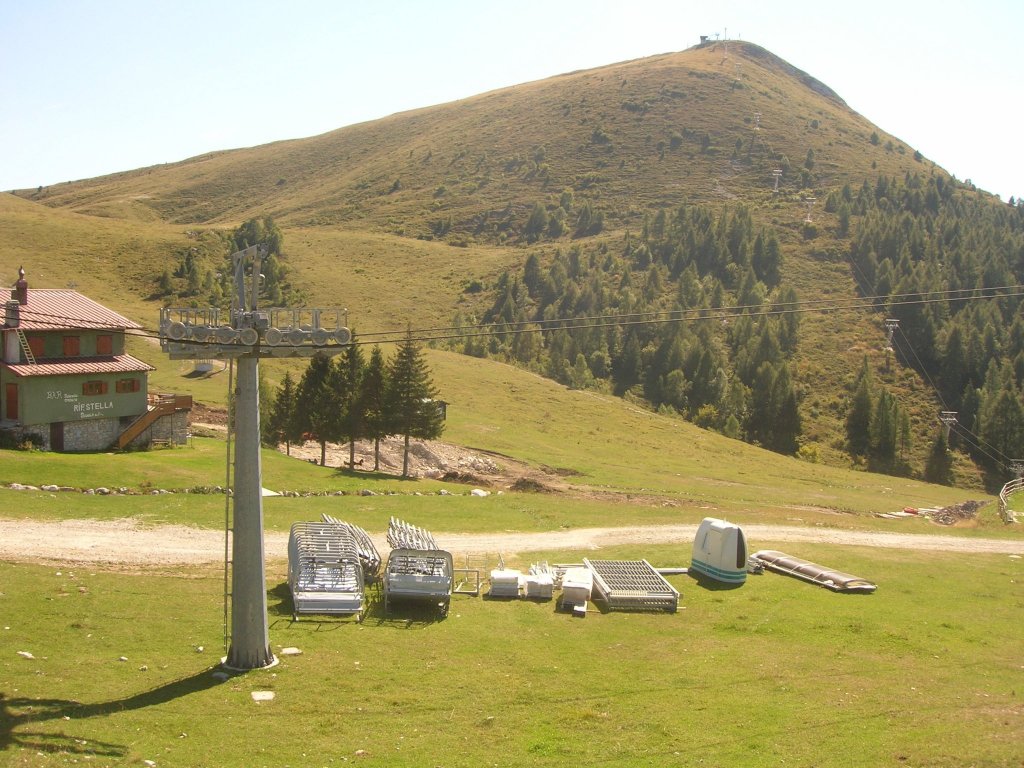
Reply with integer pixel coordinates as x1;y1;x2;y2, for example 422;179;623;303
159;245;351;670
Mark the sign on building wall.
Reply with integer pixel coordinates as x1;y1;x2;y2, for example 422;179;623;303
20;377;146;426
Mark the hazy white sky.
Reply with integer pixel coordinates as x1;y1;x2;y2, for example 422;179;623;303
2;1;1021;200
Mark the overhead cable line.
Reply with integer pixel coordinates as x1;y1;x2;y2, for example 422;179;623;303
948;421;1012;472
888;328;949;411
9;284;1024;352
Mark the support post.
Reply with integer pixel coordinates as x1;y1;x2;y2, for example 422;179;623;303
225;354;274;671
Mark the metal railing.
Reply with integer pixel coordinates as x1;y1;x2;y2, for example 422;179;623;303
998;478;1023;524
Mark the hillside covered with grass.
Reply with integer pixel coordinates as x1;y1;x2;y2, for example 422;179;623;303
3;40;1021;488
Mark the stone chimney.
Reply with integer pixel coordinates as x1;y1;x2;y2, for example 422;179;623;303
13;266;28;305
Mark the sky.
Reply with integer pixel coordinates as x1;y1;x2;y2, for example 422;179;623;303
1;1;1021;201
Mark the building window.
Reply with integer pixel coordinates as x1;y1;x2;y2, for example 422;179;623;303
116;378;140;393
63;336;81;357
82;380;108;396
27;336;44;359
96;335;113;355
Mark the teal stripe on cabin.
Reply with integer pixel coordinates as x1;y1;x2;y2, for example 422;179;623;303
690;558;746;583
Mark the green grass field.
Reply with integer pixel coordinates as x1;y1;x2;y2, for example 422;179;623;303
1;543;1021;767
1;409;1023;766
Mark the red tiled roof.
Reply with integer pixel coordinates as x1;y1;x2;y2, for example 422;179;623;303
6;288;141;331
3;354;155;378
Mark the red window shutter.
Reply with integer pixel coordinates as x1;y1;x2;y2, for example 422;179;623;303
96;335;113;355
28;336;44;359
63;336;81;357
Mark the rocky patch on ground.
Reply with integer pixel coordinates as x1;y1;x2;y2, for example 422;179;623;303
930;500;987;526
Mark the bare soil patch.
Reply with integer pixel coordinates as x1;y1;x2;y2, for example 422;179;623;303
282;437;567;493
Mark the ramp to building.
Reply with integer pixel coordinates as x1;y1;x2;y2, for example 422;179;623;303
584;558;679;613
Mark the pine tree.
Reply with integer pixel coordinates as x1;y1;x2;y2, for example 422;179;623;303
846;358;873;457
385;329;445;477
524;202;548;243
360;345;389;471
769;364;801;454
267;371;300;455
898;407;912;463
871;389;899;468
294;353;336;466
980;384;1024;472
613;331;643;394
338;336;366;470
158;269;173;296
747;362;778;447
924;430;954;485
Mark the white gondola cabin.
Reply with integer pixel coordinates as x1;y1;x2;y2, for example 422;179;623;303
690;517;748;585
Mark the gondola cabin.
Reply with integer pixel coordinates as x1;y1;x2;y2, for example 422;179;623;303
690;517;748;585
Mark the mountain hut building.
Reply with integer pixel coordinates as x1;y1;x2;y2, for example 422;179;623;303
1;268;191;451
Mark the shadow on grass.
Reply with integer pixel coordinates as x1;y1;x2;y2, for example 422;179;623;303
270;581;448;629
0;666;228;758
688;573;747;591
327;466;408;482
269;580;456;629
269;581;293;617
367;595;448;629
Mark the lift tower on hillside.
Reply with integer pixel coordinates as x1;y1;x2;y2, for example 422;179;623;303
159;245;351;670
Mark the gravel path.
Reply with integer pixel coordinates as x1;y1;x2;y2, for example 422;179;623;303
0;517;1021;567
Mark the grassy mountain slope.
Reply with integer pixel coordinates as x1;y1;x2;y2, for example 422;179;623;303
17;42;932;232
428;348;986;518
1;40;1006;487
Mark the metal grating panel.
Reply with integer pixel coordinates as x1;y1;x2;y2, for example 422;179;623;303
584;558;679;613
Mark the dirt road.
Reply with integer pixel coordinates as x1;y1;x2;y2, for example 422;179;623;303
1;517;1021;567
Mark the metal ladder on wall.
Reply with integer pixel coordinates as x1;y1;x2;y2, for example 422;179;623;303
15;329;35;364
